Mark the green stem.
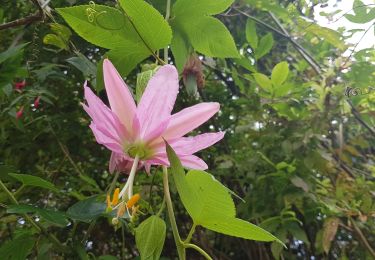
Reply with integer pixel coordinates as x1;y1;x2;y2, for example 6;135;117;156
13;184;25;198
183;243;213;260
184;223;196;243
0;180;69;253
107;170;120;195
164;0;171;63
156;197;166;217
162;166;185;260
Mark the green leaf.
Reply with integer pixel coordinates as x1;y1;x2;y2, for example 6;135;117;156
253;73;272;92
166;144;281;243
136;66;160;103
183;16;239;58
8;173;59;192
345;0;375;24
66;53;96;79
271;61;289;87
57;2;172;76
171;0;238;59
246;19;258;49
170;30;189;72
135;215;166;260
0;43;28;64
56;5;130;49
200;216;281;242
43;34;69;50
255;33;273;59
273;82;293;97
297;18;346;50
118;0;172;50
172;0;233;18
166;143;200;218
66;196;106;222
0;232;36;259
106;47;151;77
50;23;72;41
185;170;236;222
7;204;69;227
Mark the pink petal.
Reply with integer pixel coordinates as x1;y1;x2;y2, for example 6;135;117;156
109;152;142;173
137;65;179;138
83;84;130;141
180;155;208;170
89;123;123;154
103;59;136;133
169;132;225;155
163;102;220;140
144;117;170;143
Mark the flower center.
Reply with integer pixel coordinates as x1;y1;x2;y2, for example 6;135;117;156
125;142;153;159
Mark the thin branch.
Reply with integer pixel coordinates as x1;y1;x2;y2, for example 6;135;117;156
346;99;375;137
0;0;44;30
267;12;322;74
343;22;375;66
350;218;375;258
234;8;322;74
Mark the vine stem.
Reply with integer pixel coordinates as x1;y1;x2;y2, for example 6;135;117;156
184;223;196;243
0;179;69;253
184;243;213;260
162;166;185;260
107;170;120;195
164;0;171;63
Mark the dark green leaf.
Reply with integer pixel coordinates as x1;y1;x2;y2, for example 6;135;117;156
255;33;274;59
0;232;36;260
7;204;69;227
66;196;106;222
8;173;59;192
246;19;258;49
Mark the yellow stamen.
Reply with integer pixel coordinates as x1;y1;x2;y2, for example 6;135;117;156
111;188;120;206
126;193;140;209
106;194;111;208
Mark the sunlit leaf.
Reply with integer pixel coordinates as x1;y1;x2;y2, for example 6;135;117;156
135;215;166;260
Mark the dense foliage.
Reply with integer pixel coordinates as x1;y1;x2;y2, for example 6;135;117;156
1;0;374;259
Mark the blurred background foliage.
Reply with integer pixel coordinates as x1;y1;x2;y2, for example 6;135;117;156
0;0;374;259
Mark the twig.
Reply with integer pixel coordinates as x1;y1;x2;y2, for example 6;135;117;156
267;12;322;74
233;8;322;74
0;0;44;30
350;218;375;258
346;99;375;137
343;22;375;67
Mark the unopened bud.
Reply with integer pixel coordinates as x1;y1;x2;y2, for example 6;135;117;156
182;54;205;96
111;217;119;225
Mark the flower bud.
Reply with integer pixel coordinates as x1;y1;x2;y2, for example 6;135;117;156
182;54;205;96
16;106;24;119
34;96;41;108
14;80;26;92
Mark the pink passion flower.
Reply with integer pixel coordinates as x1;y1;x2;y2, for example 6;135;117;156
83;59;224;174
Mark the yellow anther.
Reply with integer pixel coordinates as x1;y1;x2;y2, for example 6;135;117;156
126;193;140;209
112;188;120;206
